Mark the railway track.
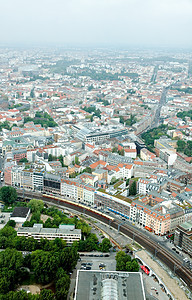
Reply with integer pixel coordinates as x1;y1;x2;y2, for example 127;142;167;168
17;191;192;291
117;222;192;288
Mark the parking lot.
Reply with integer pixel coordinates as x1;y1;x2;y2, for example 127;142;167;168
142;272;170;300
67;252;116;299
0;212;10;229
78;252;116;272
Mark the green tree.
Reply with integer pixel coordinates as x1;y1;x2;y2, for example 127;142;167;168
74;156;80;165
6;220;16;228
0;120;11;131
0;248;24;294
116;251;137;272
0;186;17;205
27;199;44;213
100;238;111;252
55;268;70;300
129;259;139;272
19;158;28;163
58;155;64;167
129;181;137;195
39;289;54;300
116;251;128;271
177;140;186;152
31;250;59;284
48;154;53;161
30;88;35;98
118;149;124;156
112;147;118;153
110;177;118;185
0;290;33;300
81;167;92;174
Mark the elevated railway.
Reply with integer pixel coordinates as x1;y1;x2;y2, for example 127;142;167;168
17;190;192;291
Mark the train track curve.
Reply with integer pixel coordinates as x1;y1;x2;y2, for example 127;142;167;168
17;191;192;291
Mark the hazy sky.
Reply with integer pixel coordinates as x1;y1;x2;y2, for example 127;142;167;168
0;0;192;48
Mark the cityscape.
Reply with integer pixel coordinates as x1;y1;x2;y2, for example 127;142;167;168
0;1;192;300
0;46;191;300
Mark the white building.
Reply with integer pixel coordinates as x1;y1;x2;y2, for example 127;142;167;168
10;207;30;223
33;171;44;191
17;224;81;244
11;166;23;187
159;149;177;166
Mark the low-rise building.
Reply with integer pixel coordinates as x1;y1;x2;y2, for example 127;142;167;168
17;224;81;245
75;271;146;300
94;190;131;218
10;207;30;223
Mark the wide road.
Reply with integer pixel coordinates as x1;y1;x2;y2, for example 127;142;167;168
150;86;168;129
17;190;192;291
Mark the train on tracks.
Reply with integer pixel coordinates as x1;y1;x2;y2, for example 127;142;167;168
42;193;115;223
17;190;192;292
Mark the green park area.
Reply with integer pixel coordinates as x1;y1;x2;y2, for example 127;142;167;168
24;112;57;128
0;187;112;299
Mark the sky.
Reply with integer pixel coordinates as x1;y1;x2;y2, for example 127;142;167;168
0;0;192;48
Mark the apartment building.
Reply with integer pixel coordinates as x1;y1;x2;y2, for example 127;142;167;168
166;179;185;193
174;221;192;256
118;142;137;159
129;200;170;235
12;149;27;162
4;164;14;185
61;178;96;205
140;148;156;161
21;169;33;190
33;170;44;191
11;166;23;187
129;199;184;235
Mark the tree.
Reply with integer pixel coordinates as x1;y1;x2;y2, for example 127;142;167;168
0;186;17;205
58;155;65;167
6;220;16;228
39;289;54;300
110;177;118;185
100;238;111;252
177;140;186;152
48;154;53;161
31;250;59;284
129;259;139;272
19;158;28;163
118;149;124;156
116;251;128;271
55;268;70;300
81;167;92;174
112;147;118;153
129;181;137;195
0;248;24;294
74;156;80;165
115;251;139;272
27;199;44;213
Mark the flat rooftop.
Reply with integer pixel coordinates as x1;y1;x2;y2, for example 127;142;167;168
180;221;192;231
74;270;146;300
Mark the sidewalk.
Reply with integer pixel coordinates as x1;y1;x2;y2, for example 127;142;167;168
138;250;188;300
